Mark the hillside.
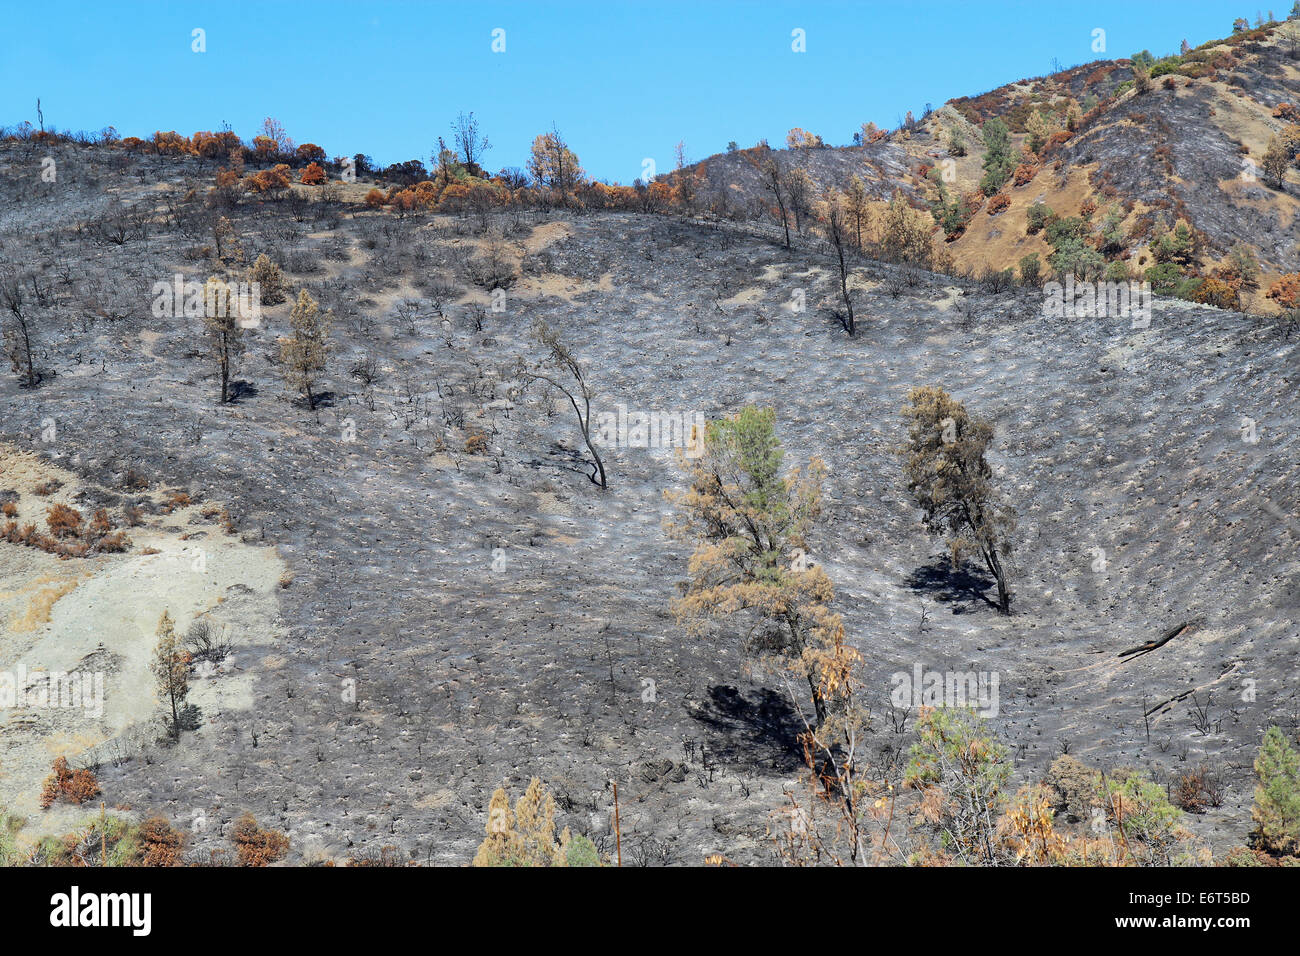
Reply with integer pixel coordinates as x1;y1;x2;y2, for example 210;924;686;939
1;130;1298;865
675;18;1300;314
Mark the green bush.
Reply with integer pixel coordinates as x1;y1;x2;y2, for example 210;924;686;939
1145;262;1183;295
1019;253;1041;285
1150;219;1196;265
0;811;23;866
1101;770;1188;865
564;832;602;867
979;118;1016;196
1044;215;1086;248
1102;259;1131;283
1026;203;1055;235
1253;726;1300;855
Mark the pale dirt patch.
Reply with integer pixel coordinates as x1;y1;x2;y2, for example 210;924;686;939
931;286;966;311
138;329;162;360
516;271;616;302
524;220;574;253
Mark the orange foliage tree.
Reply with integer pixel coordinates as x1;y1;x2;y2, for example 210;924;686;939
1266;273;1300;310
295;142;327;165
152;130;193;156
244;165;291;194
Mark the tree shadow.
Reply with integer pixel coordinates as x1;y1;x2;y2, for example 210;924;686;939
228;380;258;402
903;558;998;613
689;684;805;773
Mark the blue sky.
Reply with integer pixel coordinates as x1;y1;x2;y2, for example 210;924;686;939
0;0;1259;182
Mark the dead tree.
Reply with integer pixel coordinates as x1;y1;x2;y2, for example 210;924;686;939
826;195;856;336
516;320;607;489
1;274;37;387
760;155;792;249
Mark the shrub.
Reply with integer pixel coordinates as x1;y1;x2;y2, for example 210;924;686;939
249;254;286;305
1044;755;1102;823
1102;259;1131;283
39;757;100;809
1100;770;1189;865
1172;763;1224;812
45;502;83;538
1150;218;1196;264
1018;253;1041;285
472;778;603;867
244;166;291;194
1145;262;1184;295
231;812;290;866
136;816;185;866
904;708;1011;864
1025;203;1054;235
1012;163;1037;187
364;188;386;208
979;118;1015;195
300;162;327;185
1220;243;1261;289
986;193;1010;215
1253;726;1300;855
1192;277;1241;310
1266;273;1300;310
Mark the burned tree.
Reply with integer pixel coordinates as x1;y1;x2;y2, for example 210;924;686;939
203;277;245;404
900;386;1015;612
1;273;38;387
152;610;191;740
666;406;854;727
451;111;492;176
760;154;792;249
280;289;332;409
515;320;606;489
825;191;857;336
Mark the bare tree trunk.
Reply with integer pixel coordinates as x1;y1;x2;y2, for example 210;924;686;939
983;545;1011;613
19;318;35;387
575;396;606;489
219;335;230;403
832;227;855;336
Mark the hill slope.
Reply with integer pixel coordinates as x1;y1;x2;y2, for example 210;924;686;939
1;138;1297;862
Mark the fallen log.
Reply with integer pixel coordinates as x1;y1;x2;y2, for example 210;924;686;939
1118;620;1193;660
